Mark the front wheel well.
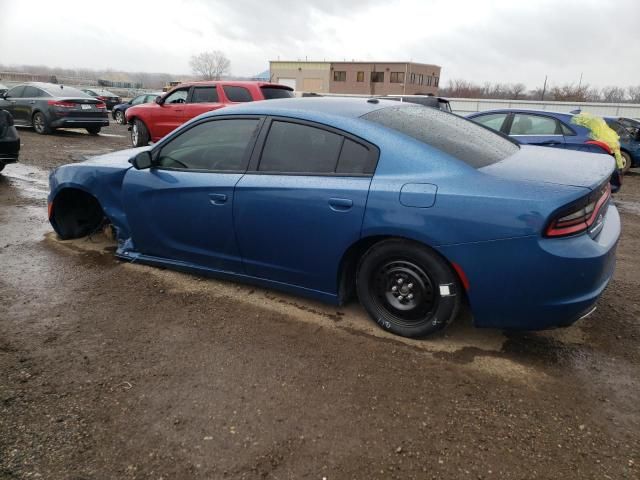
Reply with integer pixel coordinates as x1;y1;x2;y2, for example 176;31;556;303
50;188;106;240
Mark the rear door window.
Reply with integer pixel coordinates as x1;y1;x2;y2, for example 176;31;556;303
509;114;561;135
336;139;375;174
472;113;508;132
223;86;253;102
23;86;43;98
259;121;343;173
191;86;219;103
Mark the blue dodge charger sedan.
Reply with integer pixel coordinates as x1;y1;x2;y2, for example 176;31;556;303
48;98;620;338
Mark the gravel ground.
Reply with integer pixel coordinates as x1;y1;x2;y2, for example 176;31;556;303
0;124;639;479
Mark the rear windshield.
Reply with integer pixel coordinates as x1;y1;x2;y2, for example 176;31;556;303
41;84;91;98
363;105;518;168
260;87;294;99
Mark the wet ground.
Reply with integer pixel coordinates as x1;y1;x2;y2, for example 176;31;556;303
1;124;639;479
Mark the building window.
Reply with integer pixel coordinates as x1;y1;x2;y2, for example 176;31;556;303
418;74;424;85
426;76;432;86
434;76;439;87
410;73;416;84
333;71;346;82
390;72;405;83
357;71;365;82
371;71;384;83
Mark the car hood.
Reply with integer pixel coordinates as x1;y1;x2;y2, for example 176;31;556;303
480;145;615;190
81;146;150;169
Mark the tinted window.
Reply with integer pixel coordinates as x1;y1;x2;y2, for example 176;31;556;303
131;95;146;105
157;119;259;171
259;121;342;173
473;113;508;132
560;123;575;136
260;87;294;99
510;114;560;135
336;139;375;175
364;105;518;168
191;86;219;103
41;85;91;97
164;89;188;104
6;86;25;98
371;72;384;83
23;86;43;98
223;86;253;102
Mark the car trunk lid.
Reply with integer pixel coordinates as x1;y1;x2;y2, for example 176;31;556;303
480;145;615;191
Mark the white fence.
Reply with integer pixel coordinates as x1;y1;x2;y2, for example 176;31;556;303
448;98;640;118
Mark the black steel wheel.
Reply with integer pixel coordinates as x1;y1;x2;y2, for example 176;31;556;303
356;239;461;338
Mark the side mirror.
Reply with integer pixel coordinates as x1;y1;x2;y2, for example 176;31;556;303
155;96;163;105
129;151;153;170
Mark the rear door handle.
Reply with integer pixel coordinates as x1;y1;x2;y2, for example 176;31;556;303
328;197;353;211
209;193;227;205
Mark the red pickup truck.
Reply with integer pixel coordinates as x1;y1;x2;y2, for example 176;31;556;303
125;81;294;147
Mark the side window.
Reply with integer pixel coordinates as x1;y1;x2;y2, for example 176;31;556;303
164;89;188;104
336;139;375;175
6;86;25;98
473;113;508;132
191;86;219;103
223;86;253;102
145;94;159;103
23;86;42;98
131;95;146;105
156;119;260;171
560;123;576;136
510;114;560;135
259;121;343;174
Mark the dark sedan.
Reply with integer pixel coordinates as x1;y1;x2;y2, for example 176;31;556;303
81;88;121;110
0;83;109;135
112;92;161;124
0;109;19;171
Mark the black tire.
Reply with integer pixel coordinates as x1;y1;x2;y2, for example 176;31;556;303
621;151;632;174
356;239;461;338
130;119;150;147
114;110;125;125
32;111;51;135
86;126;101;135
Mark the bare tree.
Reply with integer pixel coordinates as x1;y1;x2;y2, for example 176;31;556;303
189;51;230;80
600;86;626;103
627;86;640;103
508;83;526;100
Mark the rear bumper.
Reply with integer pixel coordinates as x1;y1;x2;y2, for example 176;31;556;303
438;204;620;330
50;117;109;129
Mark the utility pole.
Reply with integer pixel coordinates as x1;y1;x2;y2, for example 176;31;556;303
541;75;547;101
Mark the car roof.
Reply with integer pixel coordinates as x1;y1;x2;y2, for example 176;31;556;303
205;96;408;120
172;80;293;91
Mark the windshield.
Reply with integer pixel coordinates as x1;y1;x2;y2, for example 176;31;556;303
363;105;519;168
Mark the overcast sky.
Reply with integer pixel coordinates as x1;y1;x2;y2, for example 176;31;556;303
1;0;639;89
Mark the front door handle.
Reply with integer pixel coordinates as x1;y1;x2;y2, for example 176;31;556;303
328;197;353;211
209;193;227;205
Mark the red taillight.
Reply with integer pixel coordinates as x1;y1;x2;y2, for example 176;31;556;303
47;100;75;108
96;102;107;109
585;140;612;155
97;96;108;101
545;183;611;237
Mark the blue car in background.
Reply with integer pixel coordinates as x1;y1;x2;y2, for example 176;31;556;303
111;92;162;125
48;98;619;338
604;116;640;171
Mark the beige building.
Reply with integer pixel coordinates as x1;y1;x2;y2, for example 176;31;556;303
269;61;441;95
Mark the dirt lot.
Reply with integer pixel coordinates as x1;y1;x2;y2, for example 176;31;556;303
1;124;639;479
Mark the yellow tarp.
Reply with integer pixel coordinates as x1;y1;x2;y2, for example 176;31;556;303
571;112;624;169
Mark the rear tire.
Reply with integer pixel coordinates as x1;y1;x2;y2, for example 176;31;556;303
621;151;632;174
86;126;101;135
356;239;461;338
32;112;51;135
131;119;150;147
114;110;125;124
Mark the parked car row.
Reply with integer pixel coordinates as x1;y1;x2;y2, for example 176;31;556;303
112;92;162;124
